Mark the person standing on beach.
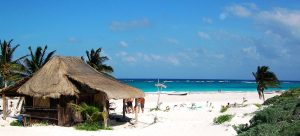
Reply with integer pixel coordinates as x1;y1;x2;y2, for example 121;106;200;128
140;98;145;113
135;98;144;113
126;98;134;113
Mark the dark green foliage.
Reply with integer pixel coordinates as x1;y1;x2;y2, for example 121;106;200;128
213;114;234;124
71;103;110;131
82;48;113;74
75;122;101;131
22;45;55;76
233;124;249;134
237;88;300;136
71;102;102;123
75;122;113;131
279;120;300;136
238;123;282;136
0;39;27;87
252;66;279;101
10;120;23;126
263;88;300;105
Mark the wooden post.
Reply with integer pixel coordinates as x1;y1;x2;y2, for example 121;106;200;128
102;99;108;128
2;93;7;120
57;105;65;126
134;98;138;124
122;99;126;119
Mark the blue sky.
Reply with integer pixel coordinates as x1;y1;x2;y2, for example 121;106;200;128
1;0;300;80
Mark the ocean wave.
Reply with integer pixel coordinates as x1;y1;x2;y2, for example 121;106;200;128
124;80;134;82
242;81;256;84
218;80;229;83
164;81;174;83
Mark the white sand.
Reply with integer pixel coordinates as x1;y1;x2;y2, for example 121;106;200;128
0;92;277;136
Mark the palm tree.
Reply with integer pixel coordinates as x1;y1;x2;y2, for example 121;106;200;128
0;39;27;87
82;48;113;74
0;39;27;119
252;66;280;101
22;45;56;76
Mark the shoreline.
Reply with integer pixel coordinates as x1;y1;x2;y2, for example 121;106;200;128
144;90;284;94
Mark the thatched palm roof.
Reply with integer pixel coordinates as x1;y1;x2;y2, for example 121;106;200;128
17;56;144;99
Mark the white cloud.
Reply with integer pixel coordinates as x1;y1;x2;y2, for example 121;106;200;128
227;4;252;17
202;17;213;24
242;46;260;60
123;56;137;63
115;51;137;63
167;56;180;65
209;54;225;59
109;18;150;31
68;37;80;43
257;8;300;39
198;32;210;39
219;13;227;20
116;52;181;66
166;38;179;45
220;3;256;20
119;41;128;47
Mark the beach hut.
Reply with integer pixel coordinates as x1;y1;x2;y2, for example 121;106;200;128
0;56;144;126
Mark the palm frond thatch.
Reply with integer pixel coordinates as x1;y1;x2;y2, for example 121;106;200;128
17;56;144;99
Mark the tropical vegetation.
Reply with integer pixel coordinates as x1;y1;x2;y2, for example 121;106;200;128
22;45;55;76
0;39;27;119
71;102;110;131
82;48;113;74
252;66;280;101
213;114;234;124
0;39;27;87
235;88;300;136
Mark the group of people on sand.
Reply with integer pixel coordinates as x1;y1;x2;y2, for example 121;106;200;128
125;98;145;114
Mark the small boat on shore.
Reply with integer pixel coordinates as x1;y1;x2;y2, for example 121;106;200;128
167;92;188;96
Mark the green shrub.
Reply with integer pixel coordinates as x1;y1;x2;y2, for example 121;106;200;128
75;122;101;131
233;124;249;134
34;120;49;126
237;88;300;136
213;114;234;124
10;120;23;126
263;88;300;105
253;103;262;109
150;107;161;112
220;105;229;113
238;123;281;136
280;120;300;136
75;122;113;131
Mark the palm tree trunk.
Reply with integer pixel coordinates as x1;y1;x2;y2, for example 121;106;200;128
2;81;8;120
262;90;265;101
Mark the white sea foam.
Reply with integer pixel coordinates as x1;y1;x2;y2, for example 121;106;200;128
242;81;256;84
164;81;174;83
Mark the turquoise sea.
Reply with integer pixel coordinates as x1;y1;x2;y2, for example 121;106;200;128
120;79;300;93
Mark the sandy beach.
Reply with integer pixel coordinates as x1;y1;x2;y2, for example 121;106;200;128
0;92;277;136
